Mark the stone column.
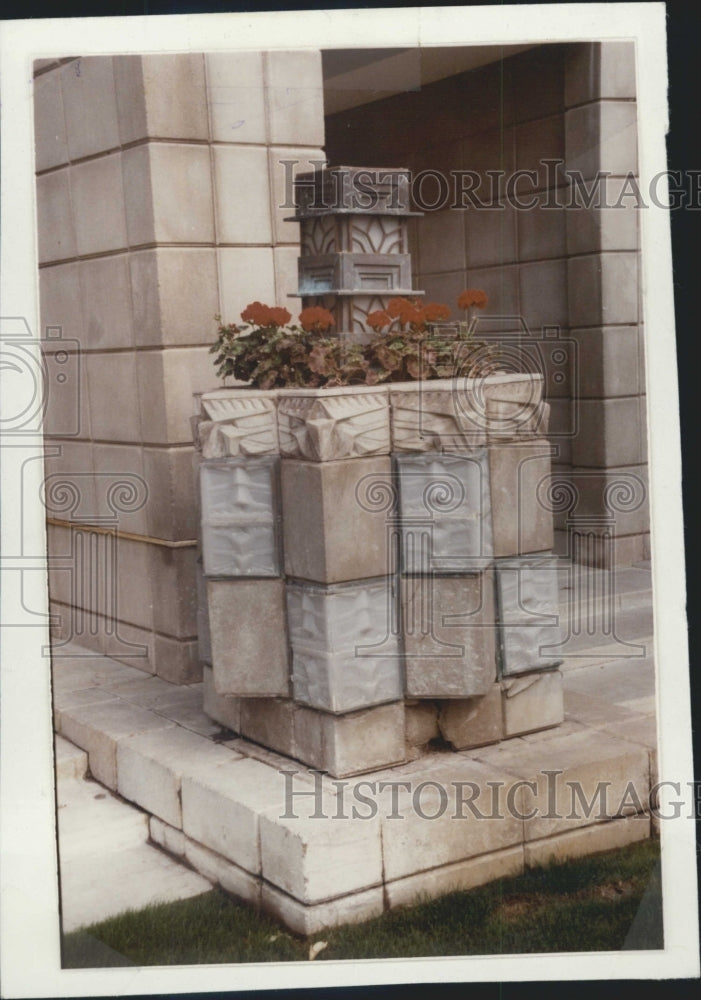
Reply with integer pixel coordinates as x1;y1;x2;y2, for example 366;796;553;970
564;42;649;567
34;51;325;679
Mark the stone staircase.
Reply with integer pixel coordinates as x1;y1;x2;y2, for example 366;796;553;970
55;735;212;933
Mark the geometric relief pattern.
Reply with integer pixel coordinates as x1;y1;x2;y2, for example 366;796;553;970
198;393;279;458
391;383;488;453
200;458;279;577
495;556;563;676
395;451;493;572
286;579;401;713
351;216;404;254
277;389;390;461
301;216;336;256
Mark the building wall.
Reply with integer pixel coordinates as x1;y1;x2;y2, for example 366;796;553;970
35;51;325;680
325;42;647;566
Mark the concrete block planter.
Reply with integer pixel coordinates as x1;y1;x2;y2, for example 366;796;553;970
195;372;562;775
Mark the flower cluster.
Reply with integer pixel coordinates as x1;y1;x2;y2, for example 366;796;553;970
210;290;494;389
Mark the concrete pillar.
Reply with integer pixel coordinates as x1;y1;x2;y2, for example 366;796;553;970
34;52;326;679
564;42;648;566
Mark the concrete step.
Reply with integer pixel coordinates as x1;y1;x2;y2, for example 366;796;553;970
56;736;213;932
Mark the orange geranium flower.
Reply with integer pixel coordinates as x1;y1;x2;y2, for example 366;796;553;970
241;301;273;326
423;302;452;323
367;310;392;331
299;306;335;332
457;289;488;310
268;306;292;327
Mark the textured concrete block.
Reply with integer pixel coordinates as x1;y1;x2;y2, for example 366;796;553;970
71;154;127;256
62;55;120;160
281;455;391;583
574;326;642;399
137;346;218;446
123;142;214;246
525;814;650;869
148;544;198;639
396;451;493;572
79;255;135;350
180;757;299;873
129;54;209;142
380;759;526;881
260;792;382;904
439;684;504;749
265;50;325;146
519;258;569;329
320;701;406;777
36;169;75;264
405;701;440;756
568;253;639;328
205;52;267;144
58;699;175;789
566;101;638;179
33;67;69;171
489;441;553;557
217;247;276;326
39;260;84;347
496;556;563;675
277;387;390;462
556;465;649;537
389;380;488;453
117;725;242;828
184;839;261;906
212;145;272;245
386;845;524;910
565;42;637;106
402;573;497;698
142;446;198;542
200;458;279;577
287;578;401;714
572;397;646;468
239;698;295;757
199;389;279;458
476;728;650;841
85;355;142;443
261;882;384;937
130;248;220;348
207;578;289;696
202;665;240;732
501;669;564;736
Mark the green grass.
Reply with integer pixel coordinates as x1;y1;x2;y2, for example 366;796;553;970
62;839;663;968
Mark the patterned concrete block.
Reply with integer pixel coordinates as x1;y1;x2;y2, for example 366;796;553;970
287;579;402;712
207;579;289;697
402;573;497;698
287;578;402;714
281;455;391;583
198;389;279;458
200;458;280;577
495;556;563;676
439;684;504;750
488;441;554;557
501;670;565;736
277;386;390;461
389;380;487;452
396;451;493;572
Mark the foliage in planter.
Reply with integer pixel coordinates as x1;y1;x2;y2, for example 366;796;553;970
210;292;499;390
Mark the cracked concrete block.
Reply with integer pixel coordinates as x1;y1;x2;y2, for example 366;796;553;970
207;579;289;697
402;572;497;698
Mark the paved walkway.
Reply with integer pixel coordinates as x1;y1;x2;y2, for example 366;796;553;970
52;561;656;934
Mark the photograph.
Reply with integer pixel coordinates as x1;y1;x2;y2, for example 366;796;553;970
0;3;697;995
